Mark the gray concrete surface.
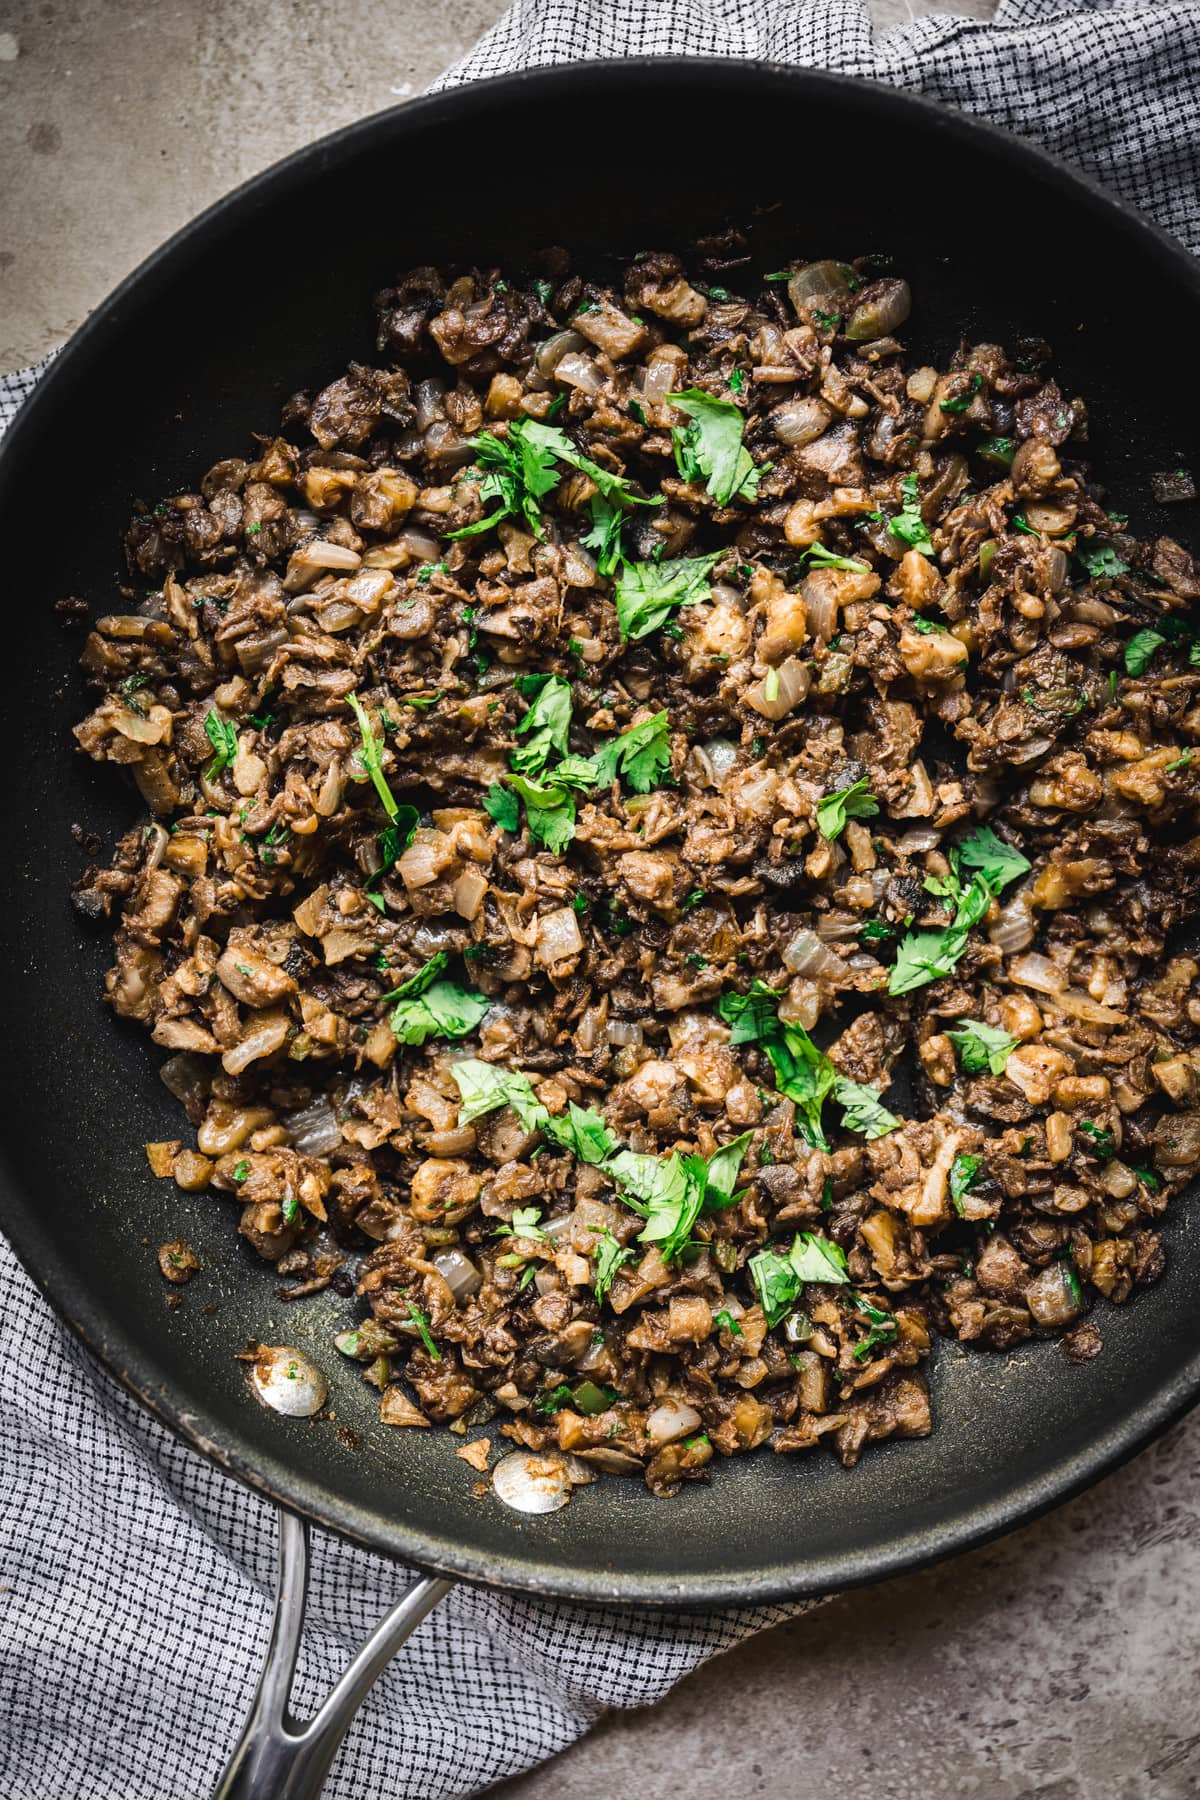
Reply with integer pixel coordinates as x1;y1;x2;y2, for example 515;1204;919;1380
5;3;1197;1798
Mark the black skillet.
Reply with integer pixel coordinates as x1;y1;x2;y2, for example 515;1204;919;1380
3;57;1200;1799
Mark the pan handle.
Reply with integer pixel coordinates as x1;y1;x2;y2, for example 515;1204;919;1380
212;1505;452;1800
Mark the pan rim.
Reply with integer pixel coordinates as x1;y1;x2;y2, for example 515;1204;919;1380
3;54;1200;1609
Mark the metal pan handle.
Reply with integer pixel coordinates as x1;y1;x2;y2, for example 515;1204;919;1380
212;1506;452;1800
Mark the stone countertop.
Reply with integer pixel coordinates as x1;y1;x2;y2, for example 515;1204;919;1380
3;5;1195;1797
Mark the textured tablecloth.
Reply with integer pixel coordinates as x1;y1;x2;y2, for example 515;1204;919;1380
2;2;1198;1796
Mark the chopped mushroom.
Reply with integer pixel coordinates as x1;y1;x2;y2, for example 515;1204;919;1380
72;246;1196;1498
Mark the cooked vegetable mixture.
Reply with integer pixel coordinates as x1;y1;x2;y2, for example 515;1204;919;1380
72;244;1200;1496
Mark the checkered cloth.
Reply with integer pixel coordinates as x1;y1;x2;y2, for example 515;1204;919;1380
2;3;1197;1795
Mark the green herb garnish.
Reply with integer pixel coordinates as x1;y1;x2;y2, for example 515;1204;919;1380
203;710;238;782
593;1229;633;1305
613;552;722;642
346;693;401;821
945;1017;1020;1076
816;776;879;841
949;1152;983;1213
1125;629;1165;675
384;953;488;1046
406;1301;441;1361
671;389;764;505
888;473;933;555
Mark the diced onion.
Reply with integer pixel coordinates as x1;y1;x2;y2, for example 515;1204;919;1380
535;330;587;378
989;892;1036;954
284;1094;343;1158
554;352;604;395
646;1400;703;1447
783;928;846;979
701;738;740;784
431;1248;482;1301
747;656;810;721
772;396;832;448
606;1019;644;1046
1010;952;1066;994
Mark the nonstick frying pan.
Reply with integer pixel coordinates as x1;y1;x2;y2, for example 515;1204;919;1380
3;57;1200;1800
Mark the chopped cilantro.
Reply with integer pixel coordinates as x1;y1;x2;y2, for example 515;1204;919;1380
889;828;1029;996
483;782;520;833
1125;629;1165;675
939;374;982;414
346;693;401;821
816;776;879;841
231;1160;249;1184
671;389;764;505
593;1229;633;1305
406;1302;441;1361
203;710;238;782
717;981;897;1147
975;435;1015;468
384;952;488;1046
801;542;871;574
511;674;573;777
713;1308;744;1337
1079;1120;1115;1157
1078;543;1131;580
613;552;721;641
949;1153;983;1214
888;473;934;555
946;1017;1019;1076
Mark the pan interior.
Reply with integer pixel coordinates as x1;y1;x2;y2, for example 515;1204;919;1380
2;61;1199;1606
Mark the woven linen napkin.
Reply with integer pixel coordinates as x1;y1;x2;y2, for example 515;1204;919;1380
2;4;1198;1796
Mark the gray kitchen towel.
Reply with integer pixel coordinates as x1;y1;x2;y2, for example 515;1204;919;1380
1;2;1198;1797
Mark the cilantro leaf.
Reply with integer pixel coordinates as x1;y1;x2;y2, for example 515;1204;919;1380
590;711;672;793
593;1228;633;1305
789;1232;850;1285
832;1077;900;1140
717;979;783;1047
956;826;1031;890
671;389;764;505
581;493;625;578
717;982;836;1149
749;1246;801;1328
890;830;1029;997
613;552;722;642
1079;1119;1114;1157
975;435;1015;468
703;1132;753;1208
938;373;982;414
946;1017;1019;1076
447;418;655;544
451;1061;615;1164
817;776;880;841
406;1301;441;1361
203;710;238;782
493;1204;547;1242
451;1059;547;1133
801;543;871;574
1125;628;1166;675
511;674;573;777
346;693;401;821
949;1152;983;1212
607;1149;706;1265
749;1232;848;1327
888;473;934;555
713;1308;743;1337
385;953;488;1046
506;773;577;852
1078;543;1131;580
483;782;520;832
544;1102;619;1165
